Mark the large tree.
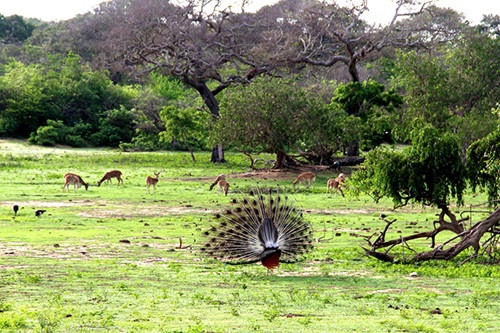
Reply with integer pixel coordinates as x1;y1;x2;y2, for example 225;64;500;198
391;32;500;159
86;0;281;161
349;124;476;262
212;77;325;169
258;0;466;83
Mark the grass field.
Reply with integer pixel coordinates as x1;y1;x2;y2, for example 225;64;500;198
1;139;500;333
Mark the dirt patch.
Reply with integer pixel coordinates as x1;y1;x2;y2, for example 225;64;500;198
1;199;100;208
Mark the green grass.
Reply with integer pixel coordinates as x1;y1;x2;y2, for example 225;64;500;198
0;139;499;332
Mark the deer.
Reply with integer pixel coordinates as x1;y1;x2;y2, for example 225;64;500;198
209;174;229;195
217;179;230;196
326;173;346;197
63;173;89;192
292;172;316;191
97;170;123;187
146;171;161;193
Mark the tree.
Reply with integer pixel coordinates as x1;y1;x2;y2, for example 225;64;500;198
0;14;36;45
466;119;500;203
349;123;477;262
212;78;323;169
160;105;209;162
330;80;402;155
391;31;500;158
88;0;280;162
0;61;57;137
258;0;466;83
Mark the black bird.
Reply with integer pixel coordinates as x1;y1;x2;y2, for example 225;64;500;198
13;204;19;216
201;187;313;270
35;209;46;218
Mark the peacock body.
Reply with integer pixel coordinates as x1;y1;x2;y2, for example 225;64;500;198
201;187;313;270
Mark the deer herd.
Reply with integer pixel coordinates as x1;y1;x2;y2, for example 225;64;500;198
62;169;162;194
62;169;346;197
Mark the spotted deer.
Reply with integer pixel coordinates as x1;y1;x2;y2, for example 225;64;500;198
326;173;346;197
146;171;161;193
292;172;316;191
63;173;89;192
209;174;229;196
97;170;123;187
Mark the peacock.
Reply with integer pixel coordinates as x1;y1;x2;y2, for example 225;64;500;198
201;187;313;270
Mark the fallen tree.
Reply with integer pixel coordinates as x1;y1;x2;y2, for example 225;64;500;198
348;125;500;263
363;205;500;263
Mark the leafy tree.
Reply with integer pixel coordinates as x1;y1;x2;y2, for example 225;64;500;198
90;106;135;147
349;123;479;262
391;33;500;156
330;80;402;155
0;14;36;45
0;61;57;137
213;78;323;169
351;123;466;209
466;116;500;203
159;105;210;162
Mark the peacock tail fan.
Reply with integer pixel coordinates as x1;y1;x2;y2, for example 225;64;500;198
200;187;314;268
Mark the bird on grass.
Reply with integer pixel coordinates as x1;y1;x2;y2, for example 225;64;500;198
201;187;313;270
13;204;19;216
35;209;46;218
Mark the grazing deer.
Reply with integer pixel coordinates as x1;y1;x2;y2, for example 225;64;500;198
292;172;316;191
146;171;161;193
217;179;230;196
326;173;346;197
209;174;229;196
97;170;123;187
209;174;226;191
63;173;89;192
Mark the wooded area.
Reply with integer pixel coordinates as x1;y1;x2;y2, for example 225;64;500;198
2;0;500;262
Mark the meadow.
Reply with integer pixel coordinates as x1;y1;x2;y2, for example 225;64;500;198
1;139;500;333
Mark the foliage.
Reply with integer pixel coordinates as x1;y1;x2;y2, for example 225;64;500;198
90;106;136;147
213;78;323;167
0;14;35;45
0;61;57;137
466;119;500;202
350;123;467;208
159;105;209;151
390;33;500;147
330;80;403;152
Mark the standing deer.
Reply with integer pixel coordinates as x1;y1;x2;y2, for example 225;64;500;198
97;170;123;187
292;172;316;191
326;173;346;197
209;174;229;196
146;171;161;193
63;173;89;192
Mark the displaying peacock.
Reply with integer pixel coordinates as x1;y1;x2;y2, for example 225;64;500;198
201;187;313;270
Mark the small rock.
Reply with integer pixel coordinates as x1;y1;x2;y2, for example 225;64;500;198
409;272;418;277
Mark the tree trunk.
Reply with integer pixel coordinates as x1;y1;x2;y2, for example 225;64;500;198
193;81;220;118
183;129;196;163
347;141;359;157
274;150;287;169
211;144;226;163
188;80;227;163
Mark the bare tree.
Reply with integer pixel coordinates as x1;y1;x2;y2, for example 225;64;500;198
258;0;466;83
91;0;278;161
